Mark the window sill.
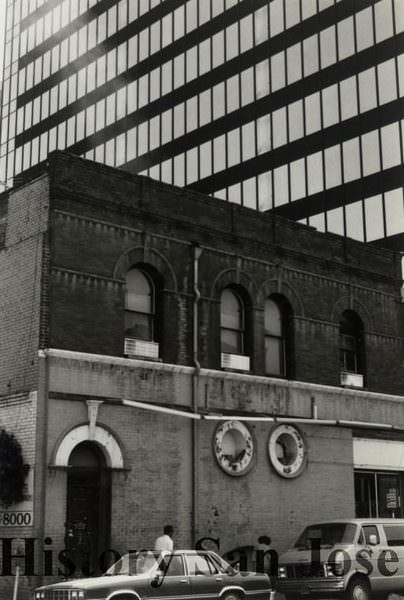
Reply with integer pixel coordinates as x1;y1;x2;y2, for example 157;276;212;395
124;354;163;363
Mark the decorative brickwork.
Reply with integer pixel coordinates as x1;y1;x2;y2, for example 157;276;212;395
1;152;404;599
46;152;404;393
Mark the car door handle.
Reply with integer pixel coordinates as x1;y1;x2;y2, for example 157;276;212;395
180;579;188;583
215;577;223;581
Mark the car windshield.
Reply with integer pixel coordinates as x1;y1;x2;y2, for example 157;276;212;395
295;523;357;549
105;551;160;576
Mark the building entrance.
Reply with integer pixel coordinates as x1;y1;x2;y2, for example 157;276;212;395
65;441;111;576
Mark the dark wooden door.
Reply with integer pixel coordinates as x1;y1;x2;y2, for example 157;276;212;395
65;442;111;576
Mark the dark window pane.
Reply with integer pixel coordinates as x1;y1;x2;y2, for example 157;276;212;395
125;311;153;340
340;348;357;372
124;268;155;341
355;472;377;517
221;289;242;330
221;329;241;354
125;269;153;312
340;311;363;373
265;299;282;335
265;336;283;375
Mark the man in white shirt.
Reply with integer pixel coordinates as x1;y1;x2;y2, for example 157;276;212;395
154;525;174;552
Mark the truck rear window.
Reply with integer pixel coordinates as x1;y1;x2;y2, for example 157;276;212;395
294;523;357;548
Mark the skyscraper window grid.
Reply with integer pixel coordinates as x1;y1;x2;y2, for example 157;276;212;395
1;0;404;247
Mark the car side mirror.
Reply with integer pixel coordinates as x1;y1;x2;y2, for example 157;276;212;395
150;570;164;588
368;534;378;546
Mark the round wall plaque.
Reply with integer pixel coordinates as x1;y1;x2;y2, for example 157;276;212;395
268;424;306;478
214;420;255;476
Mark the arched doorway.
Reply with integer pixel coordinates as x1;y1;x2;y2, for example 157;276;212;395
65;441;111;576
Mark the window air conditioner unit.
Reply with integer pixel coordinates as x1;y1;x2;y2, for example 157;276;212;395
124;338;159;359
221;353;250;371
340;371;364;388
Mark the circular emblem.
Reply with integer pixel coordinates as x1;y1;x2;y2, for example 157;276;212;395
214;421;255;476
268;425;306;478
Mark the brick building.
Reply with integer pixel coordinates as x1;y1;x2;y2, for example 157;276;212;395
1;151;404;598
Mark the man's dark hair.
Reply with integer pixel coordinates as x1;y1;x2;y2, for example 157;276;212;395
164;525;174;536
258;535;271;545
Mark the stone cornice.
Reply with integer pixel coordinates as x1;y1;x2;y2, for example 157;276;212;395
39;348;404;405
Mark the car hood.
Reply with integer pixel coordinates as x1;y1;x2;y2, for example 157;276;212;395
36;574;149;590
279;546;350;564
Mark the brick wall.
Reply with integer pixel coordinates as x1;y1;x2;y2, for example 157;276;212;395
197;421;354;554
43;394;193;572
38;351;361;569
38;352;358;583
0;176;49;395
1;153;404;599
45;152;404;395
0;176;49;599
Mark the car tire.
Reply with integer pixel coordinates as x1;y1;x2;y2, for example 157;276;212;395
222;590;243;600
284;595;300;600
345;577;371;600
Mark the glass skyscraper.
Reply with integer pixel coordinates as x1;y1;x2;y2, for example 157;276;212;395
1;0;404;247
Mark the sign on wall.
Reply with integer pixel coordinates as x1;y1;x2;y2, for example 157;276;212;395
386;488;398;510
354;438;404;470
0;468;34;526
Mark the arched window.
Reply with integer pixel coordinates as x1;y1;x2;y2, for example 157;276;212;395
220;288;244;355
340;310;363;374
264;297;290;376
125;268;155;341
